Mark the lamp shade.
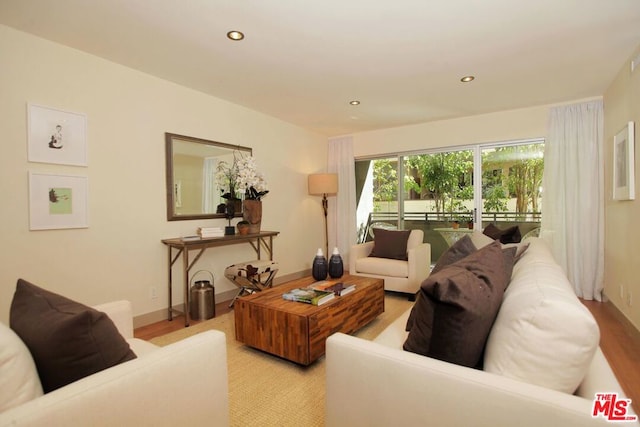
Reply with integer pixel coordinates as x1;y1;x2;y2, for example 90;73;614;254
308;173;338;195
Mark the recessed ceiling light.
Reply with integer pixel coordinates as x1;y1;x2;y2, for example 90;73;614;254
349;100;360;106
227;30;244;41
460;75;475;83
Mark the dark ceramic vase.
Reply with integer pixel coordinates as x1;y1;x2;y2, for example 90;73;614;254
328;248;344;279
312;250;328;281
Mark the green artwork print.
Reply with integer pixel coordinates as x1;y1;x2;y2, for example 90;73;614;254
48;187;72;215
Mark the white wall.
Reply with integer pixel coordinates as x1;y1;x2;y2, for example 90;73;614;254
351;103;558;158
603;44;640;330
0;25;327;323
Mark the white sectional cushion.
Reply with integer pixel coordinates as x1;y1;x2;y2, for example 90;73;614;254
127;338;160;357
355;257;409;278
374;309;411;348
469;230;494;248
483;238;600;394
0;322;43;412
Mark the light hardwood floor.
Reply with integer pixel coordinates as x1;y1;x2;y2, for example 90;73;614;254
133;300;233;341
581;300;640;415
134;297;640;414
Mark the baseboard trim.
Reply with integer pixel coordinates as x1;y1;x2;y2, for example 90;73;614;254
601;296;640;337
133;269;312;328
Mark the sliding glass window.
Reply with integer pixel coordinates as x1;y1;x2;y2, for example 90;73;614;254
355;139;544;263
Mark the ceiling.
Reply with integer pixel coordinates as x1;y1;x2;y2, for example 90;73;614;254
2;0;640;137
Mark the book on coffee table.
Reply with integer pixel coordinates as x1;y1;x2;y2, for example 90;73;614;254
282;288;335;306
311;281;356;296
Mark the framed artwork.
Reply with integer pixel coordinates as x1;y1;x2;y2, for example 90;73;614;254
29;172;89;230
27;103;87;166
613;121;635;201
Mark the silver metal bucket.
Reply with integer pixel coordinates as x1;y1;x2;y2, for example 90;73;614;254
189;270;215;320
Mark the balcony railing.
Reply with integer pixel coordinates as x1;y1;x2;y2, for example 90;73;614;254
367;210;541;222
358;210;541;244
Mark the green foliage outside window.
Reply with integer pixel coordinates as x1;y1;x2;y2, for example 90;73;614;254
372;159;397;211
369;143;544;218
485;144;544;216
404;151;473;218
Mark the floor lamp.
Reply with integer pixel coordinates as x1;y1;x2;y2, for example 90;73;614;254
308;173;338;257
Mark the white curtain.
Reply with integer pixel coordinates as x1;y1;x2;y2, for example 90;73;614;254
542;100;604;300
327;136;357;266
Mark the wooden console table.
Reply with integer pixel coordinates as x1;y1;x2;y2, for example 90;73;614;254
162;231;279;327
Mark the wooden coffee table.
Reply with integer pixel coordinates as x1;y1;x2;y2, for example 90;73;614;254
234;274;384;365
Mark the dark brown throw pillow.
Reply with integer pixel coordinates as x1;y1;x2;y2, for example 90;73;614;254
9;279;137;393
403;241;515;368
431;235;477;275
368;229;411;260
483;223;522;244
501;246;517;285
506;241;531;263
406;235;477;332
482;223;502;240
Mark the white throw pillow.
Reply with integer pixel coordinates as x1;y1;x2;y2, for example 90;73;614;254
0;322;43;412
483;239;599;394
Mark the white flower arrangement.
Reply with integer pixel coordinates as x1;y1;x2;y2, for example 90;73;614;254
215;152;269;201
235;156;268;200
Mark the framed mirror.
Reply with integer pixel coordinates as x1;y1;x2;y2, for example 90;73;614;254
165;132;252;221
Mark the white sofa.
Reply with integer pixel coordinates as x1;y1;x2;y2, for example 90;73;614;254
327;237;638;426
0;301;229;427
349;229;430;297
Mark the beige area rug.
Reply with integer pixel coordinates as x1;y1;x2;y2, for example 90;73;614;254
150;293;413;427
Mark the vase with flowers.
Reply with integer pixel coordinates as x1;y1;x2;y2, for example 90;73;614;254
235;155;268;234
215;152;268;234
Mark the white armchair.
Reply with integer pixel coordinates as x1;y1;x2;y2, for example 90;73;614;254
0;301;230;427
349;229;430;298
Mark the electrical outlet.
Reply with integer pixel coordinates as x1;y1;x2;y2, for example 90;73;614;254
628;290;633;307
620;284;624;299
150;286;158;300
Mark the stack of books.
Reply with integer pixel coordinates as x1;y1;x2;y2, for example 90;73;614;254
311;281;356;296
198;227;224;238
282;288;335;306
